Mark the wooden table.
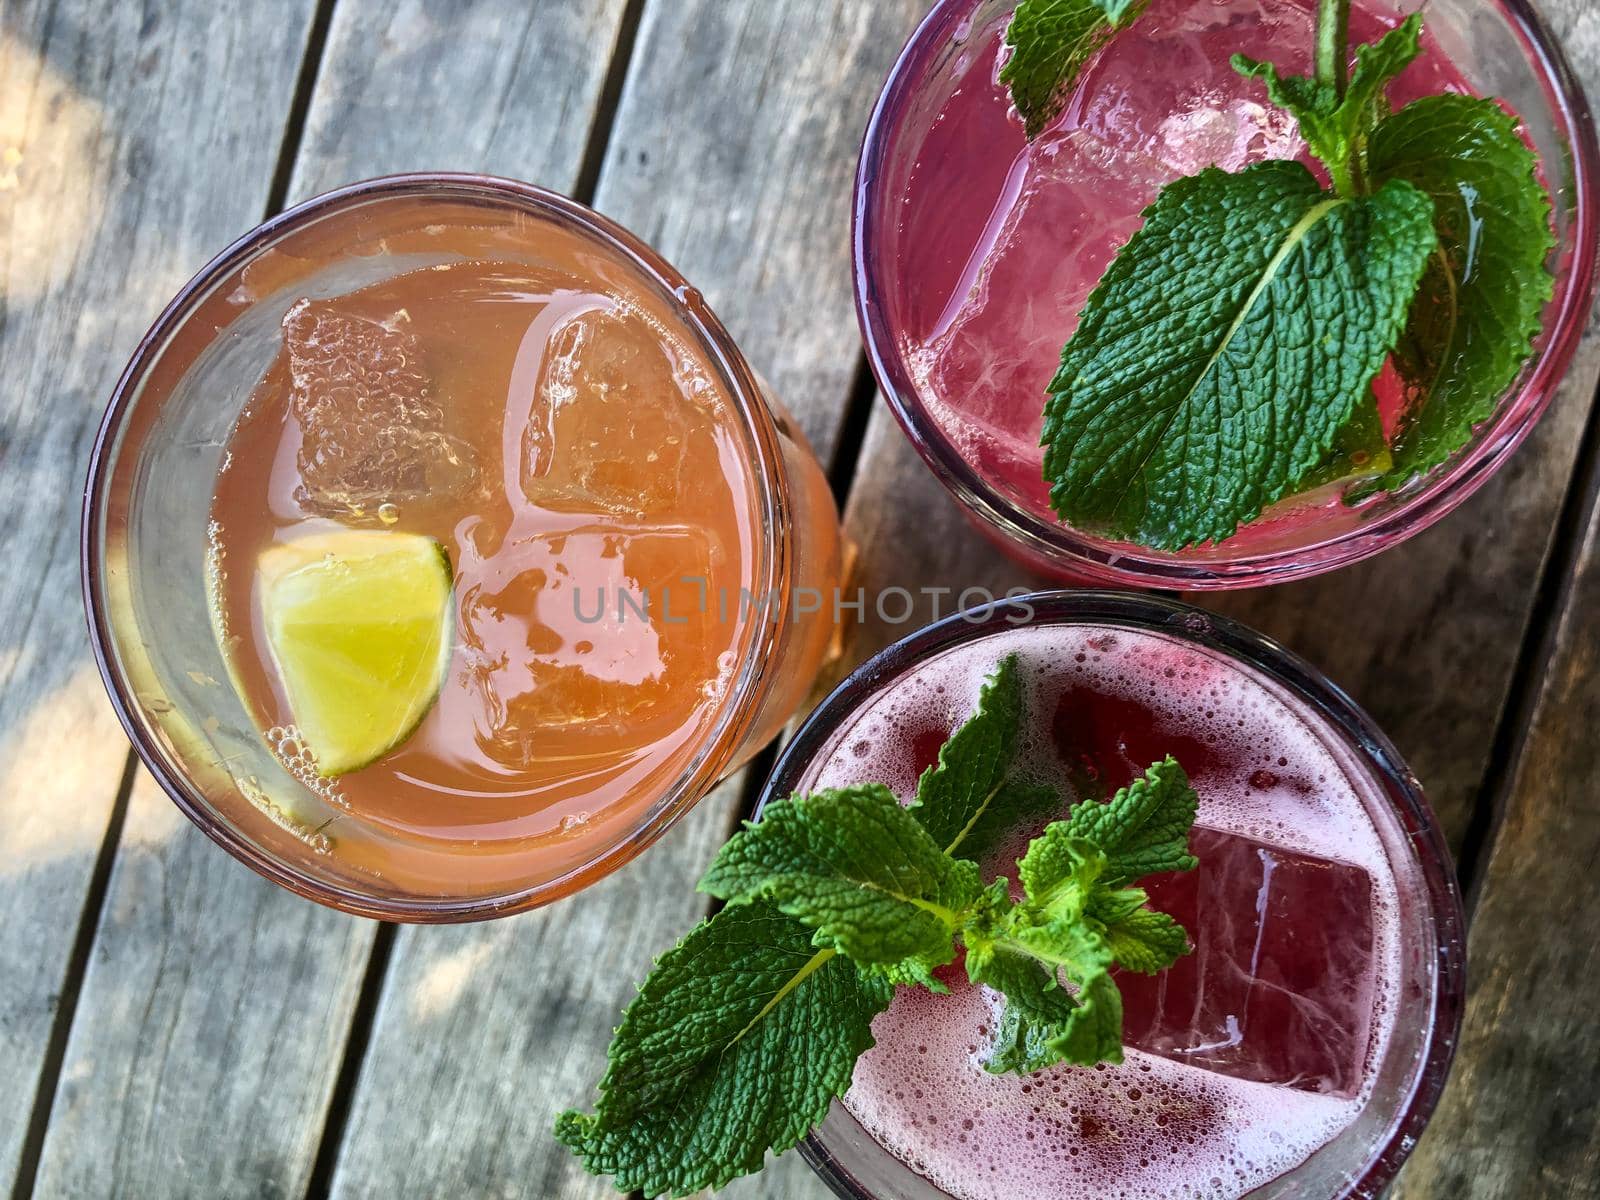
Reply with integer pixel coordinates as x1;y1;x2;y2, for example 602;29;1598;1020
2;1;1597;1196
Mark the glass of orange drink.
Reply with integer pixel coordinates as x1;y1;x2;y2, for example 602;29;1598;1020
84;175;843;919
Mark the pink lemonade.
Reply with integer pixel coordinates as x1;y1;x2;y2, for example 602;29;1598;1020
876;0;1484;561
790;613;1456;1198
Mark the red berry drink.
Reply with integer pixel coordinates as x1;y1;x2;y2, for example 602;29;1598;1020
856;0;1597;585
772;595;1462;1199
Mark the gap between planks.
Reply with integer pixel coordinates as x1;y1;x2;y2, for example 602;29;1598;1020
8;756;137;1200
1453;368;1600;906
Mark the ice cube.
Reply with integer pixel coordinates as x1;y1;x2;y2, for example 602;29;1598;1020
1118;827;1377;1097
1071;0;1308;175
922;130;1170;517
517;307;719;519
285;299;478;518
452;523;724;771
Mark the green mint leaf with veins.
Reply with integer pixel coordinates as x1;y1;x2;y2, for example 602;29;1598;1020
909;653;1060;860
1040;160;1436;550
1232;13;1422;196
1090;888;1191;974
963;763;1200;1074
951;776;1061;865
701;783;984;977
560;669;1203;1192
1000;0;1147;139
555;902;892;1197
1365;94;1555;491
966;894;1124;1071
1061;757;1200;884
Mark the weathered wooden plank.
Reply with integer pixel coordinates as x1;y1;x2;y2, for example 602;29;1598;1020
325;2;925;1196
840;408;1045;664
0;0;321;1191
285;0;629;202
1391;7;1600;1192
23;3;634;1198
30;776;374;1198
1393;440;1600;1194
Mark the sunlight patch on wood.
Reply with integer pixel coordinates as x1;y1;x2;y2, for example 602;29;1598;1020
0;30;109;303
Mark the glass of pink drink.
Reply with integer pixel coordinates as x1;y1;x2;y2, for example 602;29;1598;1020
855;0;1598;587
760;592;1464;1199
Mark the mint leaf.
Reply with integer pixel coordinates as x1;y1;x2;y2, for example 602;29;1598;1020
963;837;1125;1070
555;902;892;1197
951;776;1061;864
1062;756;1200;884
1090;888;1190;973
701;784;983;971
1000;0;1146;138
1233;13;1421;196
1301;392;1392;493
967;924;1124;1070
1016;826;1107;910
915;659;1036;857
1366;94;1555;489
1040;161;1436;550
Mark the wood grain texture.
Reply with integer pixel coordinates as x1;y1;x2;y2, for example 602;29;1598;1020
325;4;926;1196
19;3;633;1198
0;0;319;1191
840;406;1048;665
30;776;374;1199
1394;434;1600;1193
285;0;630;202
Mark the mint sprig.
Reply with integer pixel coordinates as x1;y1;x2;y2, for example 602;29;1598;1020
1034;4;1554;551
700;782;985;983
1041;161;1436;549
557;656;1201;1195
1233;14;1422;197
553;903;892;1197
1000;0;1148;139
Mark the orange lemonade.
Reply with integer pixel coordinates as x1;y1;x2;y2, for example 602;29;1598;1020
195;182;840;910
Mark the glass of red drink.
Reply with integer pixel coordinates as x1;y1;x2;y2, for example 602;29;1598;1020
759;591;1464;1199
854;0;1599;587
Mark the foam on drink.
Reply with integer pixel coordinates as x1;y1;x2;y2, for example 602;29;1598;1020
801;623;1405;1200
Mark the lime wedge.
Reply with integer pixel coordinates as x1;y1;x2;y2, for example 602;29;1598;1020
259;530;453;777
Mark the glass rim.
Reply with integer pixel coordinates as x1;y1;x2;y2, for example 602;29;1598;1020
851;0;1600;589
80;172;798;922
760;590;1467;1199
